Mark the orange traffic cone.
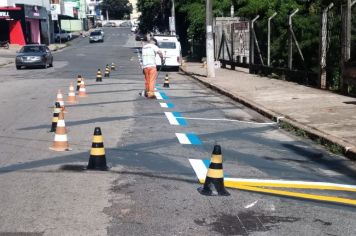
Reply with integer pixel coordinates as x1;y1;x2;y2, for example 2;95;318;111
78;79;87;97
67;82;77;103
50;110;71;151
56;89;67;112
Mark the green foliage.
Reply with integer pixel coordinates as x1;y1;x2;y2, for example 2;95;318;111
137;0;171;33
100;0;132;20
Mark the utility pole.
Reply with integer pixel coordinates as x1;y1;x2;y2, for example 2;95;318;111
340;0;352;92
206;0;215;78
106;9;109;21
170;0;176;35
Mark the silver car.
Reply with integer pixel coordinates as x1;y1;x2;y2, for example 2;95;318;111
15;44;53;69
89;31;104;43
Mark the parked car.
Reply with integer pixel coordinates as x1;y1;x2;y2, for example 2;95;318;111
154;35;182;71
55;30;72;42
135;31;147;41
131;24;138;33
119;21;131;27
103;22;116;27
15;44;53;69
89;30;104;43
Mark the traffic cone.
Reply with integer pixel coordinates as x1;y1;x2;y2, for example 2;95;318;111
111;62;116;70
163;74;170;88
76;75;82;91
198;145;230;196
50;102;61;132
50;110;71;151
56;89;66;112
78;80;87;97
67;82;77;103
87;127;108;171
104;66;110;77
96;69;102;82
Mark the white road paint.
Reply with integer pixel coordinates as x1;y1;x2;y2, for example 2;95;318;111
165;112;179;125
175;133;191;144
155;92;163;100
160;103;168;108
244;200;258;209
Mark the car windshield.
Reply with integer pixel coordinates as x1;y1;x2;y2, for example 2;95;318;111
90;31;101;36
20;46;44;53
157;42;176;49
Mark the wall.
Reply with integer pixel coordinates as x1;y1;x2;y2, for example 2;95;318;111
7;0;50;10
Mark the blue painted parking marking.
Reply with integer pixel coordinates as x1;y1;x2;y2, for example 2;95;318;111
176;133;202;145
186;133;202;145
160;92;169;100
172;112;187;125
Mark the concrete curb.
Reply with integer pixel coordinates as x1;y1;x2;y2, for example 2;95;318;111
180;68;356;160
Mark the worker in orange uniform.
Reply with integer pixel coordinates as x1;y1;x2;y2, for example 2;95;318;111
140;38;164;98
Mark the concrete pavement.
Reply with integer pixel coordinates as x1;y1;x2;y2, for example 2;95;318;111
181;63;356;160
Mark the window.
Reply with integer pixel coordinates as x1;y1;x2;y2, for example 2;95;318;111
157;42;176;49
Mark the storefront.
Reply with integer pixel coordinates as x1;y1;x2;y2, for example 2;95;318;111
0;5;49;45
0;7;25;45
19;4;49;45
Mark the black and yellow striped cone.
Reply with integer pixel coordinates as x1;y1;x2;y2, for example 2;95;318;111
104;66;110;77
163;74;170;88
50;102;61;132
96;69;102;82
76;75;82;91
198;145;230;196
87;127;108;170
111;62;116;70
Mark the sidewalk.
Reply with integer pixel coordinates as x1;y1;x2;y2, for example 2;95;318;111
181;62;356;160
0;43;68;67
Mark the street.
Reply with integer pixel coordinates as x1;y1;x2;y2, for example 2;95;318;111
0;27;356;236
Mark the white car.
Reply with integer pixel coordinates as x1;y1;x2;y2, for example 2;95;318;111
131;25;138;32
55;30;72;42
155;35;182;71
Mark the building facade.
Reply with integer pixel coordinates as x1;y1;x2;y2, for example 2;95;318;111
0;0;51;45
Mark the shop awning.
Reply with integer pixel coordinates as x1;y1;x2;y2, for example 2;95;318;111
0;7;22;11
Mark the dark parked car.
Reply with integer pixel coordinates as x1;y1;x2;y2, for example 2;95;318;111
15;44;53;69
135;31;147;41
89;30;104;43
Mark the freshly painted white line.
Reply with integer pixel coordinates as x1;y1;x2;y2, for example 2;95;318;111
176;116;276;125
189;159;356;190
245;200;258;209
189;159;207;181
155;92;163;100
165;112;179;125
160;103;168;108
176;133;191;144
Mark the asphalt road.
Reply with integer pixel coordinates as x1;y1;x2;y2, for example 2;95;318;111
0;28;356;236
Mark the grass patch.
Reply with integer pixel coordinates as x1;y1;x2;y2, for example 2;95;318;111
279;121;344;155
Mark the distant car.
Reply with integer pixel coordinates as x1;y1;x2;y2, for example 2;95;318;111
55;30;72;42
135;31;147;41
89;30;104;43
103;22;116;27
120;21;131;27
131;25;138;32
15;44;53;69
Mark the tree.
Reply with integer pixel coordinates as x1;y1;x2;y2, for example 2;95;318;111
100;0;133;20
137;0;171;33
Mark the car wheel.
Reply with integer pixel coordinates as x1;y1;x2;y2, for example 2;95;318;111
16;65;21;70
67;36;70;41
